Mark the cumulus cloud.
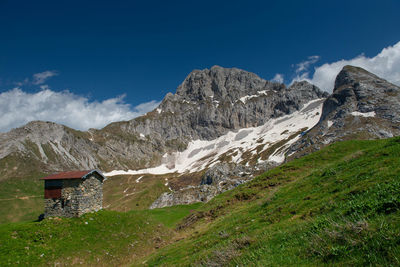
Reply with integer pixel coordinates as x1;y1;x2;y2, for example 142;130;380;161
291;41;400;92
32;70;58;85
0;88;160;132
271;73;284;83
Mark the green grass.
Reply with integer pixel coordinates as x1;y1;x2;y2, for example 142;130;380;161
0;176;44;224
145;203;203;228
1;137;400;266
144;137;400;266
103;174;172;211
0;204;201;266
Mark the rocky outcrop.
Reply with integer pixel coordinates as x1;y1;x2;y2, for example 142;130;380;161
150;163;250;209
150;161;278;209
200;163;251;186
287;65;400;159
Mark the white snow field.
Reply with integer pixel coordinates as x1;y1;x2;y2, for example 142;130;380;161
104;99;324;177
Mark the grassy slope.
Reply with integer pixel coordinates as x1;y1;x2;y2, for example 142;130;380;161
103;174;169;211
0;174;44;224
0;204;202;266
0;137;399;266
144;137;400;266
0;149;47;224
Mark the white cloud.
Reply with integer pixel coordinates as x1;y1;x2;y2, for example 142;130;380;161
290;55;320;84
271;73;284;83
295;55;320;74
39;84;50;90
0;88;160;132
291;41;400;92
14;78;29;87
32;70;58;85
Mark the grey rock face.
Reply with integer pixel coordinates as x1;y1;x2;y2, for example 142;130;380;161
0;66;327;178
0;121;100;178
150;161;278;209
200;162;250;185
287;65;400;159
96;66;327;168
150;167;248;209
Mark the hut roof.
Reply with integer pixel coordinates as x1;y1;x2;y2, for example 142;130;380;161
41;169;107;181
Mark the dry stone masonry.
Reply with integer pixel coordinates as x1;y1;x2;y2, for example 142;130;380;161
42;170;106;218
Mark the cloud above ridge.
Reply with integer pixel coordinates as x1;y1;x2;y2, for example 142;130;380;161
291;41;400;92
33;70;58;85
271;73;284;83
0;88;160;132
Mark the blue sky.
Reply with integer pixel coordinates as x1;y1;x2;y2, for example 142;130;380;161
0;0;399;132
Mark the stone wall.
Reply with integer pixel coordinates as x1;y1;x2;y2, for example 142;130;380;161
44;173;104;218
77;173;103;216
44;198;64;217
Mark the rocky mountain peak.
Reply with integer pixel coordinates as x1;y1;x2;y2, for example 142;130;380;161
1;121;64;144
175;65;274;102
323;65;400;122
334;65;382;91
287;65;400;160
288;81;329;98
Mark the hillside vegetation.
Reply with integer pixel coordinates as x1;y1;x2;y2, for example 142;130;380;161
1;137;400;266
0;204;202;266
0;171;44;224
145;137;400;266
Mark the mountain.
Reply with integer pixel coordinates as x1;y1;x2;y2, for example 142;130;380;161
2;65;399;213
287;65;400;159
97;65;327;172
0;65;327;181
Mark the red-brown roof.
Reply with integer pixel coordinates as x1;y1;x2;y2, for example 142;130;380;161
41;170;106;180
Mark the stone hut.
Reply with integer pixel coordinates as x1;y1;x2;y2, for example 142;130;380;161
41;170;107;218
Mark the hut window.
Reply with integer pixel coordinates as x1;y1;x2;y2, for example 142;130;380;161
45;180;62;199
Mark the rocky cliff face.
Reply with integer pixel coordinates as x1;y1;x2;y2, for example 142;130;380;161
0;65;327;179
97;66;327;168
287;65;400;159
150;161;277;209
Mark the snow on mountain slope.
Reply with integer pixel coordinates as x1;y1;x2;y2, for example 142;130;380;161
105;98;324;177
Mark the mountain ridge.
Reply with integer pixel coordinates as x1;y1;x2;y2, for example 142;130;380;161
0;65;327;180
1;64;400;222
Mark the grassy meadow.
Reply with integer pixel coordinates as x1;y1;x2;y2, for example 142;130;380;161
0;137;399;266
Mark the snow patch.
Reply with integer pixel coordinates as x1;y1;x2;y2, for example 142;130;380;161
89;132;94;142
135;175;144;183
156;108;162;114
239;90;269;104
104;99;324;176
327;120;333;128
351;111;376;118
